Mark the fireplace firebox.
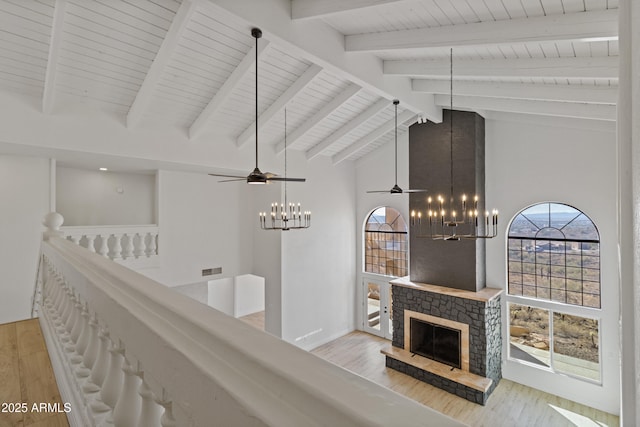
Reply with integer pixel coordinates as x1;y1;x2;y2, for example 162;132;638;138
410;318;461;369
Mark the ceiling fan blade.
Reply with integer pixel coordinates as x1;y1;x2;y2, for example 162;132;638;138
366;190;393;193
403;189;429;193
218;178;247;183
268;177;306;182
208;173;247;179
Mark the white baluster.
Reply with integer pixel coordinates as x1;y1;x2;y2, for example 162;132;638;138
133;233;145;258
98;235;109;258
137;374;162;427
77;314;99;378
112;234;123;260
97;342;124;413
66;302;88;365
158;398;176;427
59;290;77;341
146;233;157;257
122;234;134;259
86;235;97;253
112;360;142;427
53;281;71;328
69;235;81;246
83;327;110;394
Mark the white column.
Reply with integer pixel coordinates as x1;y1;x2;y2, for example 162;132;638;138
618;0;640;424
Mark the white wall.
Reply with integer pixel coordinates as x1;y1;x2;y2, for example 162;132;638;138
354;132;410;329
140;170;253;288
56;167;155;226
208;277;235;316
484;115;619;414
0;155;50;323
279;153;357;350
234;274;265;317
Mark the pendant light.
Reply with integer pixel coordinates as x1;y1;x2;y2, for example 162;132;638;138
411;49;498;240
259;108;311;231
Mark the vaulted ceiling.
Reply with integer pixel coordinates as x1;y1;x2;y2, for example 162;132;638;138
0;0;618;165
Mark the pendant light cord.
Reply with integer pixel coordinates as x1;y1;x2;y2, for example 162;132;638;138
255;33;259;169
394;100;398;186
449;48;454;204
284;108;287;207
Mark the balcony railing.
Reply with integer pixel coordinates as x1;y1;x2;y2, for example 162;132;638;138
35;213;464;427
61;224;159;269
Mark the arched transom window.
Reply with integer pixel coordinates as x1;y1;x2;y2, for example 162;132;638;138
364;207;408;277
508;202;600;308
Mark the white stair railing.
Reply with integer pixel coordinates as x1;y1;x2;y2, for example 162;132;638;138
61;225;159;261
38;213;464;427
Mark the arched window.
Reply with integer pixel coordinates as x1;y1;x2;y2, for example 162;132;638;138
364;207;408;277
508;202;600;308
507;202;601;383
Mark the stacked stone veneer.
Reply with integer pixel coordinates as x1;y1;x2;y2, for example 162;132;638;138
389;284;502;405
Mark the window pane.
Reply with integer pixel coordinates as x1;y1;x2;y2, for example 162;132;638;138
364;207;407;276
507;203;600;308
509;303;550;368
553;313;600;382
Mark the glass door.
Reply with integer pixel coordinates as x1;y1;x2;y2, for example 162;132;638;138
363;278;393;339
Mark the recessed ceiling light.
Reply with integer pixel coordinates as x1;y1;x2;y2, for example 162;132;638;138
99;167;108;171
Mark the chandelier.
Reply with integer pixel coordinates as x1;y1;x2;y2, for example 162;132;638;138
411;49;497;241
259;109;311;231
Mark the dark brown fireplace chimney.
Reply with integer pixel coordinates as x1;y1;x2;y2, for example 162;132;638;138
409;110;486;292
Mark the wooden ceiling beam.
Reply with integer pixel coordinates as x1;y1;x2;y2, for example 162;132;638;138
189;39;271;140
274;84;361;154
127;0;198;128
236;64;323;148
291;0;410;20
413;79;617;104
42;0;67;114
346;10;618;52
332;110;415;164
434;94;616;121
306;98;388;160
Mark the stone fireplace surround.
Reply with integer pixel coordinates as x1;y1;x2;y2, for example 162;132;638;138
383;277;502;405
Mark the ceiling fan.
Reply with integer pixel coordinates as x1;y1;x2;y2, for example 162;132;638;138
367;100;427;194
209;28;305;184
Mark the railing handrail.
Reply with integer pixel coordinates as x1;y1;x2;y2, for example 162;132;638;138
41;235;464;427
61;224;158;234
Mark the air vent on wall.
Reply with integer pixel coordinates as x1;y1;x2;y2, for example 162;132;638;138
202;267;222;276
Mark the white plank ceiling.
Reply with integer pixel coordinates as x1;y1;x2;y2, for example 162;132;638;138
0;0;619;165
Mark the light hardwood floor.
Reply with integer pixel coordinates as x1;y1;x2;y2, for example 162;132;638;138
241;312;619;427
0;319;69;427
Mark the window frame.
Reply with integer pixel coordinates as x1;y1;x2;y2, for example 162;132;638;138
506;202;603;385
363;206;408;278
